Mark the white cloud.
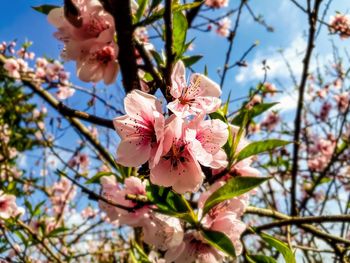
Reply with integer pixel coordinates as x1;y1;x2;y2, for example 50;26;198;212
235;36;306;83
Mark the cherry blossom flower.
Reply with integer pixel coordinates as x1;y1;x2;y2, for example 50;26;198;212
150;116;204;194
308;137;335;172
329;14;350;39
0;191;24;219
48;0;119;84
76;41;119;85
188;116;228;169
165;233;223;263
261;111;280;131
48;0;115;59
4;58;20;79
216;17;231;37
199;181;247;256
99;176;150;226
334;92;349;113
205;0;229;8
168;60;221;118
246;94;262;109
319;102;332;121
263;82;277;96
49;177;76;215
142;213;184;251
56;85;75;100
113;90;165;168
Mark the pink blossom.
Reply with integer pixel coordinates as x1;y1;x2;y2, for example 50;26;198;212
329;14;350;39
49;177;76;215
76;42;119;85
168;60;221;118
68;153;90;170
48;0;114;59
216;18;231;37
150;116;204;194
188;116;228;169
81;206;97;219
261;111;280;131
334;92;349;113
246;94;262;109
36;57;48;68
248;123;261;134
4;58;20;79
319;102;332;121
205;0;229;8
0;191;24;219
198;180;247;256
142;213;184;251
48;0;119;84
56;85;75;100
165;233;223;263
114;90;165;168
99;176;150;226
263;82;277;96
308;137;335;172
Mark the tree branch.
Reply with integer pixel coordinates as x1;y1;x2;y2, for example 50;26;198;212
290;0;322;216
101;0;140;92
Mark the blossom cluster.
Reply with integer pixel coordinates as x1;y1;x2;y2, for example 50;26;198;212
2;42;75;100
99;60;261;262
48;0;118;84
329;13;350;39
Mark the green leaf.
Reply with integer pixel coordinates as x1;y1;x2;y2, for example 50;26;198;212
174;2;203;11
146;183;196;224
246;254;278;263
173;11;188;58
135;0;149;23
260;232;296;263
85;171;116;185
203;176;270;215
209;108;227;123
231;102;278;126
201;229;236;257
48;227;68;237
182;55;203;67
236;139;290;162
32;5;59;15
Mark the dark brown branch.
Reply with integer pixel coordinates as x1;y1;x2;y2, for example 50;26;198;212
57;102;114;130
219;0;245;89
164;0;175;89
290;0;322;216
101;0;140;92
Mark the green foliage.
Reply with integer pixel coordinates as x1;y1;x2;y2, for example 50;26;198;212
203;176;270;216
260;232;296;263
231;102;278;126
182;55;203;67
32;5;59;15
173;11;188;59
134;0;149;23
201;229;236;257
235;140;290;162
146;183;197;224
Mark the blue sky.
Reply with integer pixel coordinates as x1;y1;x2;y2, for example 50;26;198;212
1;0;348;104
1;0;349;198
1;1;350;259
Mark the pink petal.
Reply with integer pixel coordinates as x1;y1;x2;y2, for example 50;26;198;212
170;60;186;99
116;137;151;167
189;73;221;97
